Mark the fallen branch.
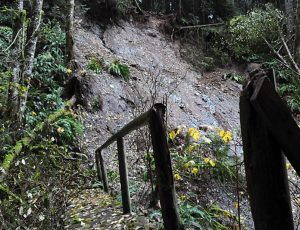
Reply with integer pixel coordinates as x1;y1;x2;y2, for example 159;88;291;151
280;33;300;75
263;37;300;76
176;23;224;30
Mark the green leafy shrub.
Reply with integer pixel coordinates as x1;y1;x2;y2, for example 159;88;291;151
52;115;83;145
108;60;130;81
228;4;283;59
87;57;103;74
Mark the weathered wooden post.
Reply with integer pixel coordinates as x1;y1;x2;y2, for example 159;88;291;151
149;103;183;230
117;137;131;214
95;152;102;182
240;76;294;229
250;76;300;176
97;150;109;193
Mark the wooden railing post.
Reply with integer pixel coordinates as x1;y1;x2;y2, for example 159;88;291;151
240;77;294;230
117;137;131;214
95;152;102;182
98;150;108;193
149;104;183;230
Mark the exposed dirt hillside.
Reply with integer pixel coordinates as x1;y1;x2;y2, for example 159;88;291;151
73;15;243;157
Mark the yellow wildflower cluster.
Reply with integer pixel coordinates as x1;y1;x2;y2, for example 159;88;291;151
218;129;233;143
187;127;201;141
31;111;37;116
203;157;216;167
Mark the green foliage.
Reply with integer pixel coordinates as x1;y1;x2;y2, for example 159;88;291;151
0;70;11;109
179;202;228;229
40;21;65;48
0;26;12;50
87;57;103;74
108;60;130;81
25;21;67;126
228;4;283;59
52;115;84;145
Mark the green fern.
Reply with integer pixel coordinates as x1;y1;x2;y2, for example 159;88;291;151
108;60;130;81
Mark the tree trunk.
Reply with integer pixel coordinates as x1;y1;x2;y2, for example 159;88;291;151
66;0;75;66
5;0;24;122
18;0;44;124
285;0;294;34
295;0;300;65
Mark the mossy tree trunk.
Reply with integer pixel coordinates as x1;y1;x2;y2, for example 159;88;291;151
66;0;75;67
5;0;25;123
6;0;44;126
18;0;44;124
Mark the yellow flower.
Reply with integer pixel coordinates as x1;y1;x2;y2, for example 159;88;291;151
209;159;216;167
174;173;182;181
203;157;216;167
187;127;200;141
191;167;199;175
169;128;180;141
180;195;187;201
57;127;65;133
66;68;72;74
204;157;210;164
31;111;37;116
218;129;233;143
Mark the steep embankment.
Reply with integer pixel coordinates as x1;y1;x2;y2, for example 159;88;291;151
73;16;242;157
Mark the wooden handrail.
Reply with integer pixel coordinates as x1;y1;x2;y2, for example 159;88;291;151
96;107;153;152
95;103;183;230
